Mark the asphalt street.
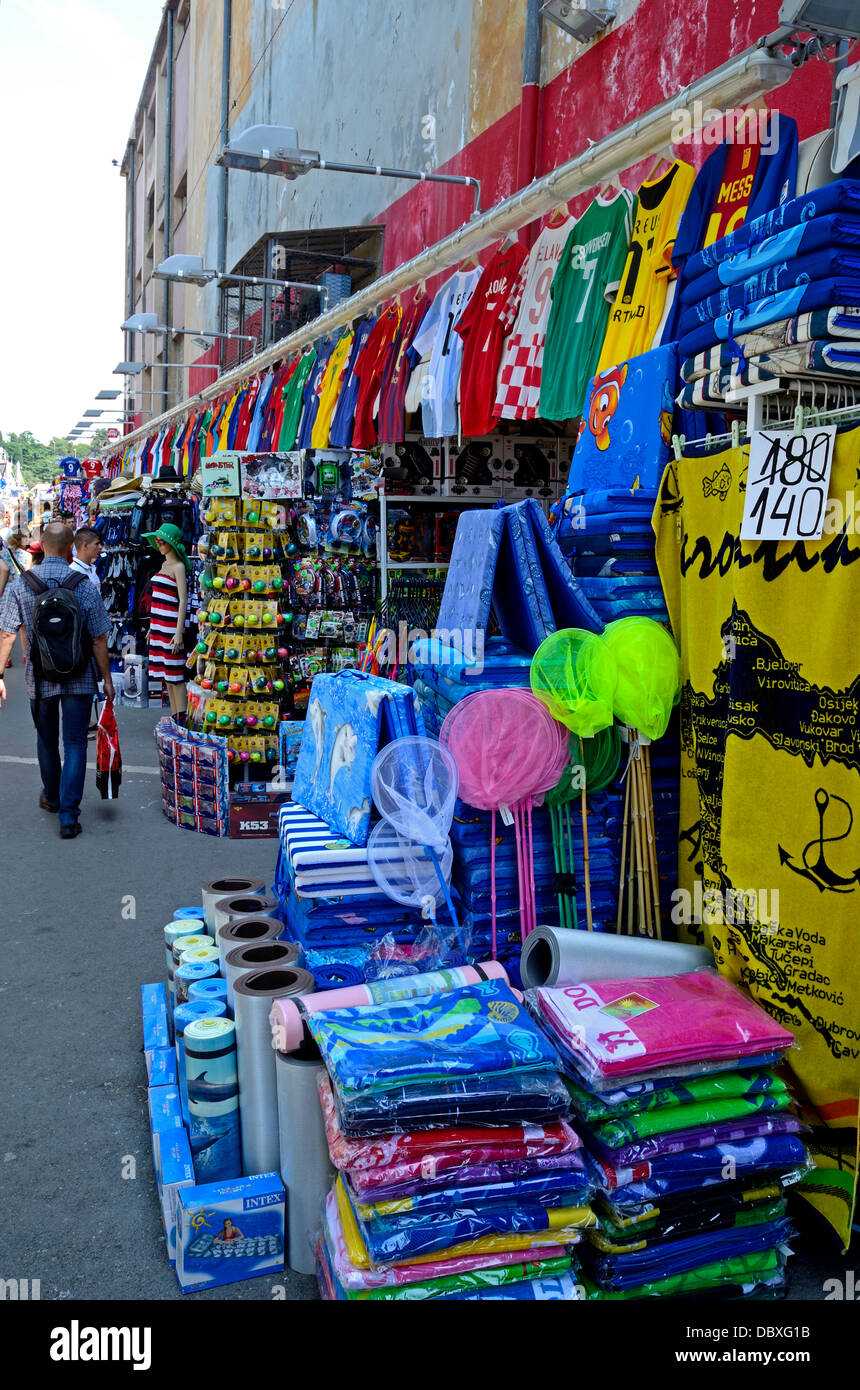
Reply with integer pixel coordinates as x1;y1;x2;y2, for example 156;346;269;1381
0;661;851;1301
0;662;315;1301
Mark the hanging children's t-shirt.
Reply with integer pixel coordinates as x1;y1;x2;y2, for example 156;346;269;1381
653;428;860;1249
410;267;482;438
454;241;528;437
597;161;695;373
539;190;636;422
311;328;355;449
297;343;335;451
494;215;575;422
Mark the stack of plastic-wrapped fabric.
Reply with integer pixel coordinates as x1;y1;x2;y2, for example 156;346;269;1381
532;970;809;1299
674;179;860;410
310;975;596;1300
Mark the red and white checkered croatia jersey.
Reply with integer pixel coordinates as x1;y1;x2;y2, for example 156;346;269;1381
493;216;575;421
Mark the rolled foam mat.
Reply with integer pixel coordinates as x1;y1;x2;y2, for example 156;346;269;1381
175;958;220;1005
225;940;302;1009
185;1016;241;1184
174;999;228;1126
172;935;211;965
201;877;267;934
212;892;279;941
519;927;714;989
217;914;284;974
188;977;230;1010
276;1047;335;1274
269;961;510;1054
164;920;203;1006
234;966;316;1177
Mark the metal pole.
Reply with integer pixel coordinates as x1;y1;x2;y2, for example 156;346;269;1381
125;138;136;433
217;0;232;276
162;5;175;417
316;159;482;215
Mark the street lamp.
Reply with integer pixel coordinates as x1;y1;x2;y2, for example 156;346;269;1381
540;1;616;42
216;124;483;216
778;0;860;41
121;312;257;344
153;253;328;300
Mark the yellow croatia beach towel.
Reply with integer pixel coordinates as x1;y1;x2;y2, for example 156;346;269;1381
654;424;860;1248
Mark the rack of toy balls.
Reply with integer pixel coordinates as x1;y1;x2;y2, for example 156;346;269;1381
187;496;292;779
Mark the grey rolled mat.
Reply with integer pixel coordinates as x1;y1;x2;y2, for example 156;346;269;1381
212;892;279;941
233;967;315;1178
217;915;285;973
519;925;714;988
276;1046;335;1276
201;877;266;934
224;940;302;1009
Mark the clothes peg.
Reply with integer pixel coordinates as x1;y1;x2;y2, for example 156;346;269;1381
671;434;685;462
793;403;806;437
731;418;741;449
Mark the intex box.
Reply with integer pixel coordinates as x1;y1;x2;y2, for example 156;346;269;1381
175;1173;285;1292
160;1128;195;1267
148;1084;184;1188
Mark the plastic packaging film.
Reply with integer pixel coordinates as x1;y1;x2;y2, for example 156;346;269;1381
276;1048;335;1275
225;940;302;1010
216;914;284;974
201;877;267;935
233;967;315;1178
185;1017;241;1184
269;961;511;1054
519;926;714;989
175;959;220;1005
212;892;279;942
174;999;228;1125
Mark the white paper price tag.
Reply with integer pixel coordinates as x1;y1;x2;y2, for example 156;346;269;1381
741;426;836;542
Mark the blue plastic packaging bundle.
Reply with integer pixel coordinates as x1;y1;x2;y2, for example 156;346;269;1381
184;1017;241;1184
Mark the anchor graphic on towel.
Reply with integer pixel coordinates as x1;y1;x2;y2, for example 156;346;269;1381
778;788;860;893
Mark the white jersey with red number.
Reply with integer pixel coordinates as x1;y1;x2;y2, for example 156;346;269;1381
493;216;575;421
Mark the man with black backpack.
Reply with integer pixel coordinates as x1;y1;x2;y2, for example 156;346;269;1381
0;523;114;839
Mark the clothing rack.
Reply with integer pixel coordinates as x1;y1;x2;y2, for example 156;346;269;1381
674;380;860;455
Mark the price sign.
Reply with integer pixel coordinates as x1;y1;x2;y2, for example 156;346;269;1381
741;426;836;542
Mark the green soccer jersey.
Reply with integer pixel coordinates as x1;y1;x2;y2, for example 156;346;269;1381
539;189;636;421
278;348;317;451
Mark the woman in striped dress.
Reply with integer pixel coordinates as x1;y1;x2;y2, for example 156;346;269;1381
144;522;189;723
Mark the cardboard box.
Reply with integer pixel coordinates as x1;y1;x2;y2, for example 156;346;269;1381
380;436;445;497
141;982;167;1016
229;787;290;839
502;435;561;502
148;1084;184;1189
148;1048;177;1090
175;1173;285;1293
160;1128;195;1266
143;1009;170;1074
444;435;506;498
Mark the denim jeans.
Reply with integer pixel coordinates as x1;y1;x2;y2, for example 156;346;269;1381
29;693;93;827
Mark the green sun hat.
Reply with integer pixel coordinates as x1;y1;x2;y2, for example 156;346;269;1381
143;522;189;570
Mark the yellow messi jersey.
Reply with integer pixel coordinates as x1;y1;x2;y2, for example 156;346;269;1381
311;329;355;449
654;429;860;1248
597;160;694;372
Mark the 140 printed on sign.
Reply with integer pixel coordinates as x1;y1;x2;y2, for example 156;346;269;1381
740;426;836;542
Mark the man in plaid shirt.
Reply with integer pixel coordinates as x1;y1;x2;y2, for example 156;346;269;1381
0;523;114;839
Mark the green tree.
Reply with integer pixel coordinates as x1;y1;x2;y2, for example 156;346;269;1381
0;429;111;487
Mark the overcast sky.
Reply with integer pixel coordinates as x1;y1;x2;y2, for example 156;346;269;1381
0;0;165;443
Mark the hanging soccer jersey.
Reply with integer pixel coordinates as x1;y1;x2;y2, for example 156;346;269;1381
351;305;403;448
494;215;575;422
329;316;378;448
278;349;317;451
377;296;430;444
539;190;635;421
661;114;798;345
454;240;528;437
311;328;355;449
410;267;482;438
597;161;695;373
297;342;334;451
